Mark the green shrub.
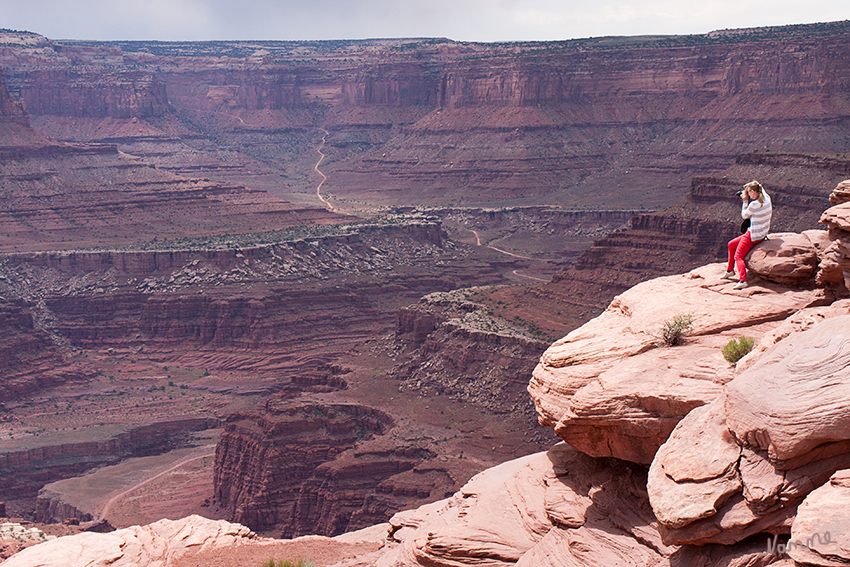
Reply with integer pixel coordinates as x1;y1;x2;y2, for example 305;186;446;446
660;313;694;346
722;336;755;364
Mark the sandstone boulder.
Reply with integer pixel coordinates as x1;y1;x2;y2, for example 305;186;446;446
725;314;850;463
734;299;850;373
2;515;258;567
829;179;850;206
819;200;850;293
648;314;850;546
355;443;674;566
745;232;819;285
647;400;741;531
787;469;850;566
529;264;828;464
335;443;787;567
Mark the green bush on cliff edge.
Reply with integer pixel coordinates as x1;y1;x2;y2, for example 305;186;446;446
722;336;755;364
660;313;694;346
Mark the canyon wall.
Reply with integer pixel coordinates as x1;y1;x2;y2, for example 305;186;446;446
0;221;502;358
2;24;850;209
214;399;458;537
13;69;168;119
0;301;89;400
395;292;549;416
0;69;27;125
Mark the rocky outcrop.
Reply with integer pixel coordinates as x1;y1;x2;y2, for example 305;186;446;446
395;290;550;415
818;186;850;293
830;179;850;206
647;311;850;546
214;399;459;537
528;263;830;464
524;180;850;551
331;443;786;567
786;469;850;566
34;491;93;525
745;232;823;285
1;515;257;567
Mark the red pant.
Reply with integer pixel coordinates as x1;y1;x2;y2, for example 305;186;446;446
727;232;762;282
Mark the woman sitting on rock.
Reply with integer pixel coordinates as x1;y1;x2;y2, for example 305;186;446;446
722;180;773;290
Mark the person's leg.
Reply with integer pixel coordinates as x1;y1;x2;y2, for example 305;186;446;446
727;235;744;272
733;232;754;281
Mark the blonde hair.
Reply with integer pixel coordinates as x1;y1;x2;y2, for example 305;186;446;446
744;180;764;205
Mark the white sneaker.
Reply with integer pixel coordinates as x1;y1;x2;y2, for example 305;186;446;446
721;271;736;281
733;281;748;290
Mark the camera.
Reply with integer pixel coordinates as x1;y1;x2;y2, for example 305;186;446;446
736;190;744;197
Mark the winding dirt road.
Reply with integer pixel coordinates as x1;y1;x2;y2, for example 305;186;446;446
314;128;334;211
98;452;215;521
465;228;549;282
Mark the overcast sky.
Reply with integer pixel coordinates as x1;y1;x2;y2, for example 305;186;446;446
1;0;847;42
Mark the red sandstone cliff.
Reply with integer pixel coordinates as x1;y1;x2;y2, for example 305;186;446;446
214;400;458;537
13;69;168;119
0;301;88;400
0;69;27;124
3;24;850;210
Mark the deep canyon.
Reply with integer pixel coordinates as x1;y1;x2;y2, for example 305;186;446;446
1;20;850;564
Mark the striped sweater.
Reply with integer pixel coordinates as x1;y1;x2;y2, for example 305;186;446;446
742;190;773;241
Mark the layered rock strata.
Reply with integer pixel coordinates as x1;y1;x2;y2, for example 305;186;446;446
395;290;550;416
4;25;850;211
818;181;850;292
0;221;504;359
0;66;348;254
528;264;831;464
214;399;458;537
0;300;89;400
787;469;850;566
331;443;783;567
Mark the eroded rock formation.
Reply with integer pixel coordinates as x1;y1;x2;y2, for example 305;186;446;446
214;399;459;537
648;310;850;546
527;264;830;464
787;469;850;566
395;290;550;416
1;516;257;567
3;24;850;211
